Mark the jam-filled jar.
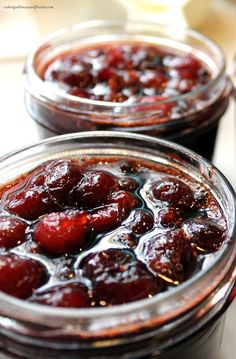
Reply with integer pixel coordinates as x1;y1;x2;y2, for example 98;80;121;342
0;131;235;359
23;20;232;160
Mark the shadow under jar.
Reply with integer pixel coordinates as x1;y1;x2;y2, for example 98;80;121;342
23;20;232;161
0;132;235;359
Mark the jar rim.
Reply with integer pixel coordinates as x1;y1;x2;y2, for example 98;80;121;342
0;131;235;336
23;19;226;110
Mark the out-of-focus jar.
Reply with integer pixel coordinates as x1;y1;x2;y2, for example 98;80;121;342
23;20;232;160
0;132;235;359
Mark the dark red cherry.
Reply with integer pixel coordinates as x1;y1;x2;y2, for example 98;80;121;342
55;71;93;88
72;171;116;208
107;190;139;214
82;249;130;279
89;204;121;233
152;178;194;209
0;254;46;299
144;231;195;284
4;186;52;220
89;190;139;232
182;219;226;252
124;209;154;234
44;159;82;204
34;210;89;255
3;163;58;220
157;207;183;228
88;191;138;232
88;188;138;233
0;216;27;248
82;249;160;305
30;283;90;308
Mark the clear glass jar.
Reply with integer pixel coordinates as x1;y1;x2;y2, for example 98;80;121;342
23;20;232;160
0;131;235;359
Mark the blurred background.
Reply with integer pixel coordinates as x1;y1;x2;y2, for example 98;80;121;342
0;0;235;184
0;1;235;358
0;0;236;62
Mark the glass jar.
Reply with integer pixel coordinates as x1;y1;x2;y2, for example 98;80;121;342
0;131;235;359
23;20;232;160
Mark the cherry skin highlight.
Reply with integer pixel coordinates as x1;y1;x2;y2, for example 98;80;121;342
30;282;90;308
34;210;89;255
0;216;27;248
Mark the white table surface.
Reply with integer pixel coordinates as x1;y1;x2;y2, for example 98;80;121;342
0;0;235;358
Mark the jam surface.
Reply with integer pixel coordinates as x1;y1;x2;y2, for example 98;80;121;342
35;42;228;162
0;158;226;307
42;42;211;105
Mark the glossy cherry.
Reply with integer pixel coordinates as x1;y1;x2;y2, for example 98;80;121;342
44;159;82;204
182;218;226;252
144;231;196;284
82;249;160;305
89;204;121;233
107;190;139;214
71;170;116;208
0;216;27;248
157;207;183;228
124;209;154;234
30;283;90;308
4;186;52;220
0;254;46;299
152;177;194;209
34;210;89;255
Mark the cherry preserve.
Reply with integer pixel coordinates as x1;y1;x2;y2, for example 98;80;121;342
0;157;228;307
42;42;211;104
0;132;235;359
23;21;231;160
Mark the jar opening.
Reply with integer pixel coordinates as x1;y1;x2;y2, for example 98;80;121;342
0;132;235;340
24;19;226;109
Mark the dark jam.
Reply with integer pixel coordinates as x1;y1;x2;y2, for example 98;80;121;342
30;42;229;161
42;42;211;108
0;158;226;308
